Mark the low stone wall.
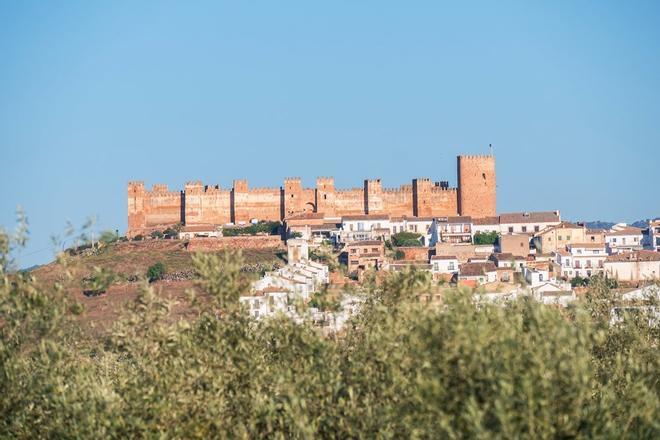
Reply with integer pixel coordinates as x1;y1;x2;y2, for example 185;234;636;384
186;235;284;252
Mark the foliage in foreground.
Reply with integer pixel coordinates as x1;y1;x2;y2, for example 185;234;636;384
0;227;659;437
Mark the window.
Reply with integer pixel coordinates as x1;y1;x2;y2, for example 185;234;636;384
508;227;514;233
372;248;378;253
433;263;439;271
593;250;599;254
522;226;527;233
577;249;582;254
622;238;626;245
349;224;354;231
534;225;540;232
357;222;364;231
448;262;455;270
612;238;617;243
566;235;571;241
350;248;357;254
558;236;562;241
539;274;544;281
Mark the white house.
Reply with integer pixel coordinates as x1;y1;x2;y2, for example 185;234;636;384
605;225;644;254
340;214;391;242
604;250;660;282
648;219;660;252
556;243;608;278
523;266;552;287
430;255;459;275
239;288;289;320
428;216;473;246
498;211;561;235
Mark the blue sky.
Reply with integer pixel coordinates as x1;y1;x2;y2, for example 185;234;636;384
1;1;659;267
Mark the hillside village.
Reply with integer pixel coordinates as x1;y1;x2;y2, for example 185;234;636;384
122;154;659;328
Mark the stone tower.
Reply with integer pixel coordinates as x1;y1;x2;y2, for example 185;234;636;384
457;154;496;217
127;181;146;234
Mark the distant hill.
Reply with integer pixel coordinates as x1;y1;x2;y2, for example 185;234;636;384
584;221;615;230
584;219;653;230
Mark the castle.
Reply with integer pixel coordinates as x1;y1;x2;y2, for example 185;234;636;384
127;154;496;237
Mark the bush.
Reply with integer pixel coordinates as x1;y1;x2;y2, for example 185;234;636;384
132;234;144;241
474;231;499;245
98;230;118;245
289;231;303;239
150;230;163;239
223;221;280;236
147;262;165;282
2;221;659;438
394;250;405;260
392;232;422;247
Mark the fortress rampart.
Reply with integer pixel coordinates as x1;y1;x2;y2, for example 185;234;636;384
127;155;496;236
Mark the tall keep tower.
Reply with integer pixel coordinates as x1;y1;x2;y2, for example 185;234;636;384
457;154;496;217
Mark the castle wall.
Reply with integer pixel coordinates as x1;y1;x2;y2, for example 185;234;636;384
127;154;496;235
378;186;414;217
457;155;496;217
428;187;459;217
184;182;231;225
333;188;365;216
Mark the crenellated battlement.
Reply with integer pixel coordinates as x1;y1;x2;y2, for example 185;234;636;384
127;152;496;235
335;188;364;193
381;186;413;194
458;154;494;160
249;187;281;193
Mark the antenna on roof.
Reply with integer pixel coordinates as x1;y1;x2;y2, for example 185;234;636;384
489;143;493;156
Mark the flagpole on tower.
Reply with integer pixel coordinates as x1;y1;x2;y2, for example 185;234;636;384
489;143;493;156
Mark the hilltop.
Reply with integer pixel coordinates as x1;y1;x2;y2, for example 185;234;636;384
30;239;286;334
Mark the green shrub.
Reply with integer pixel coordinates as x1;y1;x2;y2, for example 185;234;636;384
146;262;165;282
474;231;499;245
150;230;163;239
394;250;405;260
391;232;422;247
223;221;280;236
132;234;144;241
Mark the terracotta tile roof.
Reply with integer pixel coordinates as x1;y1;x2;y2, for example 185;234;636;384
473;216;499;225
431;255;458;260
499;211;560;224
460;262;497;277
606;250;660;263
491;252;515;260
606;227;643;236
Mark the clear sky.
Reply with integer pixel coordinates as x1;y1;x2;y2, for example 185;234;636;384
1;1;659;267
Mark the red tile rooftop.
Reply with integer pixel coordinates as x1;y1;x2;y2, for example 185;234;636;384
460;262;497;276
499;211;560;224
606;227;643;236
606;250;660;262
